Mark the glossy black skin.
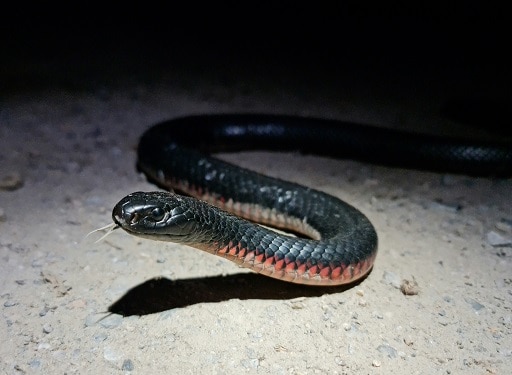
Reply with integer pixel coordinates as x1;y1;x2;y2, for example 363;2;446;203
138;114;512;177
112;114;511;283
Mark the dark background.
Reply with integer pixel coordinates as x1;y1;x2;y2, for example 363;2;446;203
2;3;511;135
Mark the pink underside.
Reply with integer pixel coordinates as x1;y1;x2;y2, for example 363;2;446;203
193;241;376;286
166;177;376;285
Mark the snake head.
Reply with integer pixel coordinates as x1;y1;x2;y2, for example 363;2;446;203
112;191;197;242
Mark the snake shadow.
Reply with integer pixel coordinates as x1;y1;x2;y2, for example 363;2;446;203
108;271;370;316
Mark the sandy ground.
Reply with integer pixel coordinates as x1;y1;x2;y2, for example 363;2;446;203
2;12;512;374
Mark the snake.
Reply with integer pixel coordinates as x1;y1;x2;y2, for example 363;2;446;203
112;114;512;286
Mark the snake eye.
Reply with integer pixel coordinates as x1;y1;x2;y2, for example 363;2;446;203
150;207;166;221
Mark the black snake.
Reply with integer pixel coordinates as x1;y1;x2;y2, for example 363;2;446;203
112;115;511;285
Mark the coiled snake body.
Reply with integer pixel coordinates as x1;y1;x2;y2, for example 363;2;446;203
112;115;511;285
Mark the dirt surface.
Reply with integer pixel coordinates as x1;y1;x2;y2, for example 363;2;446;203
2;8;512;374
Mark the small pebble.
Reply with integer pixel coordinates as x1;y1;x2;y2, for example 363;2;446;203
382;271;401;289
122;359;134;371
42;323;53;334
429;199;462;212
377;344;398;358
28;358;41;369
39;305;56;316
496;220;512;233
104;347;122;361
94;333;108;343
99;314;123;329
241;358;259;369
372;360;381;367
486;231;512;247
85;314;100;327
465;297;485;313
37;342;51;350
334;356;346;366
443;295;453;303
372;311;384;319
4;300;17;307
0;172;24;191
400;279;420;295
403;337;414;346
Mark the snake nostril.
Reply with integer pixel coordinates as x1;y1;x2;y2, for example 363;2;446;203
127;212;139;225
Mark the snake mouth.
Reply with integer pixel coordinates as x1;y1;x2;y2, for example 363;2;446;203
113;211;140;228
112;213;130;229
112;207;152;234
112;203;133;228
